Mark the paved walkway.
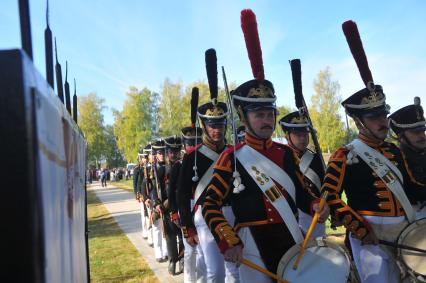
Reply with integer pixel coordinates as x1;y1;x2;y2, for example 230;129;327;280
90;182;184;283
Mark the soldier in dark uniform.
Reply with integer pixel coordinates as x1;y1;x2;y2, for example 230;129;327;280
323;20;426;283
173;88;204;282
389;98;426;219
134;146;150;239
177;48;239;282
150;139;169;262
141;143;155;248
162;135;185;275
201;10;327;282
279;111;326;238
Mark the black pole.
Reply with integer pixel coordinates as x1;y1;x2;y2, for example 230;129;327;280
55;38;64;103
44;0;54;88
73;79;78;124
64;62;71;113
18;0;33;60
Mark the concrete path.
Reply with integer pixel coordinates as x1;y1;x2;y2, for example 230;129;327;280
90;182;184;283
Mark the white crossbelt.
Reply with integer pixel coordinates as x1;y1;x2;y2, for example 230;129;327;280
349;139;415;223
299;150;322;192
193;145;219;204
236;145;304;243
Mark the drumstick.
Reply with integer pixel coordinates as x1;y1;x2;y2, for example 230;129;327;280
293;191;329;270
241;258;290;283
379;239;426;254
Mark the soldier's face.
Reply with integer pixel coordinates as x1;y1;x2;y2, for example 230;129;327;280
148;154;154;163
403;129;426;151
156;151;165;162
360;114;389;140
289;131;309;151
205;124;225;142
246;109;275;139
167;150;179;162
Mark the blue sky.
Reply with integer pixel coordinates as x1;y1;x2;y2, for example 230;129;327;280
2;0;426;125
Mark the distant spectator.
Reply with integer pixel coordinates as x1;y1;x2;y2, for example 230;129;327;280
101;169;108;187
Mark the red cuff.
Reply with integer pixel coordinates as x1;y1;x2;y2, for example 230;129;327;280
170;212;179;222
218;240;244;254
218;239;231;254
361;219;373;232
187;227;197;238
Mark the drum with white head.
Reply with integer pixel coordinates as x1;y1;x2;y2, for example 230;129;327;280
397;218;426;281
277;237;359;283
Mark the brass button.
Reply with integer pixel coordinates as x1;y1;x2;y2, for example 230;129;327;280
269;218;274;222
267;208;272;212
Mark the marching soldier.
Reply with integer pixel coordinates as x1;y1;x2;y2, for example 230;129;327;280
164;135;185;275
151;139;169;262
141;143;154;247
201;10;328;282
324;20;426;283
389;98;426;219
134;146;150;239
279;111;326;238
177;48;239;283
169;89;203;281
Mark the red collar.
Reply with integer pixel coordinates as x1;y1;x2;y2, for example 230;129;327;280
244;132;273;150
358;133;384;148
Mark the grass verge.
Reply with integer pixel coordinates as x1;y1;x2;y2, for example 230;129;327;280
111;178;133;192
88;189;159;283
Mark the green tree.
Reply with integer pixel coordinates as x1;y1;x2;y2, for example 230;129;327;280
157;79;186;137
78;92;107;168
113;87;154;163
309;67;347;153
104;125;126;168
274;105;293;140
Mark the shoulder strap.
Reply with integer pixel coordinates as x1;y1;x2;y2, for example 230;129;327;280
199;145;219;161
236;145;304;243
193;145;220;204
299;150;314;174
349;139;415;222
237;145;296;200
299;151;322;192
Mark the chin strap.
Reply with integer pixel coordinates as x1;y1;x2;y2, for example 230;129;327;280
355;116;386;143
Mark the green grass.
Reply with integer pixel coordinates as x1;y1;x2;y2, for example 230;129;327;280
111;178;134;192
88;189;158;283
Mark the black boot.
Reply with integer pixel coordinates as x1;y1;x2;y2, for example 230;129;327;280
168;261;176;275
178;257;184;274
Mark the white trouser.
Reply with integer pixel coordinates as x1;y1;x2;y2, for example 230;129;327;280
183;234;207;283
237;227;271;283
194;208;240;283
222;206;240;283
298;209;326;239
350;215;407;283
146;207;153;245
139;202;148;238
152;219;168;259
414;202;426;220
